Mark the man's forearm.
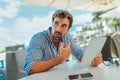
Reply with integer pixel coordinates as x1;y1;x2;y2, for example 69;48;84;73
29;56;64;75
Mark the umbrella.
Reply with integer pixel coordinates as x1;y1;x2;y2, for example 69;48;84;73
75;0;120;12
100;7;120;18
23;0;88;9
23;0;120;12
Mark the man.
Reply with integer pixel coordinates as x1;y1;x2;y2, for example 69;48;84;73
24;10;102;75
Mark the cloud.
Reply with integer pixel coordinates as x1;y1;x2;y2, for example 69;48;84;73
14;16;51;33
0;11;54;50
0;27;22;50
0;0;23;18
73;13;94;25
0;18;3;24
14;11;53;34
0;0;23;50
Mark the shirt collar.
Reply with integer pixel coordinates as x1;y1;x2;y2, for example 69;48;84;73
47;27;53;44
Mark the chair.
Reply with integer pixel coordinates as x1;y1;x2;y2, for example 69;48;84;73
5;50;27;80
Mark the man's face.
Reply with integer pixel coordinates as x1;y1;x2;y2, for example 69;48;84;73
51;17;70;44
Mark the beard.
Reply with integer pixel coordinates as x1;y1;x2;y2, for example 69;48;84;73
52;31;62;44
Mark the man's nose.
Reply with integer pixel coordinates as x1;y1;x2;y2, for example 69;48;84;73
56;26;62;32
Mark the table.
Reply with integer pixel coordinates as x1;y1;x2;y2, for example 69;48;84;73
19;60;120;80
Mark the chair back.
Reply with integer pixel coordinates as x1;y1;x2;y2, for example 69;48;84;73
15;50;26;71
5;50;26;80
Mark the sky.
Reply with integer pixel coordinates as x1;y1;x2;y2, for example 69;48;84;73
0;0;94;50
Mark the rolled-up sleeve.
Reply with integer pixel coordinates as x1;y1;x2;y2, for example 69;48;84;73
24;61;35;75
24;33;43;74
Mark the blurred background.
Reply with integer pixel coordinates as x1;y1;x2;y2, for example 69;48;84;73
0;0;120;60
0;0;120;80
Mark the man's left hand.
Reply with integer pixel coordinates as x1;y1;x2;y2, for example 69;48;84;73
92;53;102;66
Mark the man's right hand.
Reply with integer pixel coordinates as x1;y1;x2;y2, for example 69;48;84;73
59;41;71;60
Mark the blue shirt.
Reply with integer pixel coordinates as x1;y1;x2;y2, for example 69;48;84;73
24;27;85;74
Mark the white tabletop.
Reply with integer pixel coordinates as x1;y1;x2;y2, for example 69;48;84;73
19;60;120;80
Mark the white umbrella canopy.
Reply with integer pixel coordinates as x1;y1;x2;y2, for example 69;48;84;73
23;0;120;12
75;0;120;12
100;7;120;18
23;0;89;9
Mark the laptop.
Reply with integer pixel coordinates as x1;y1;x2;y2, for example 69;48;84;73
79;37;106;68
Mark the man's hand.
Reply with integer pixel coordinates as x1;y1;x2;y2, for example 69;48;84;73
59;41;71;60
92;53;102;66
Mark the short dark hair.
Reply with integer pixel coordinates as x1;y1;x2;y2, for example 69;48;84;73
52;10;73;28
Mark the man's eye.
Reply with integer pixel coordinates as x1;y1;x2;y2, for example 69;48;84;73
62;24;67;28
